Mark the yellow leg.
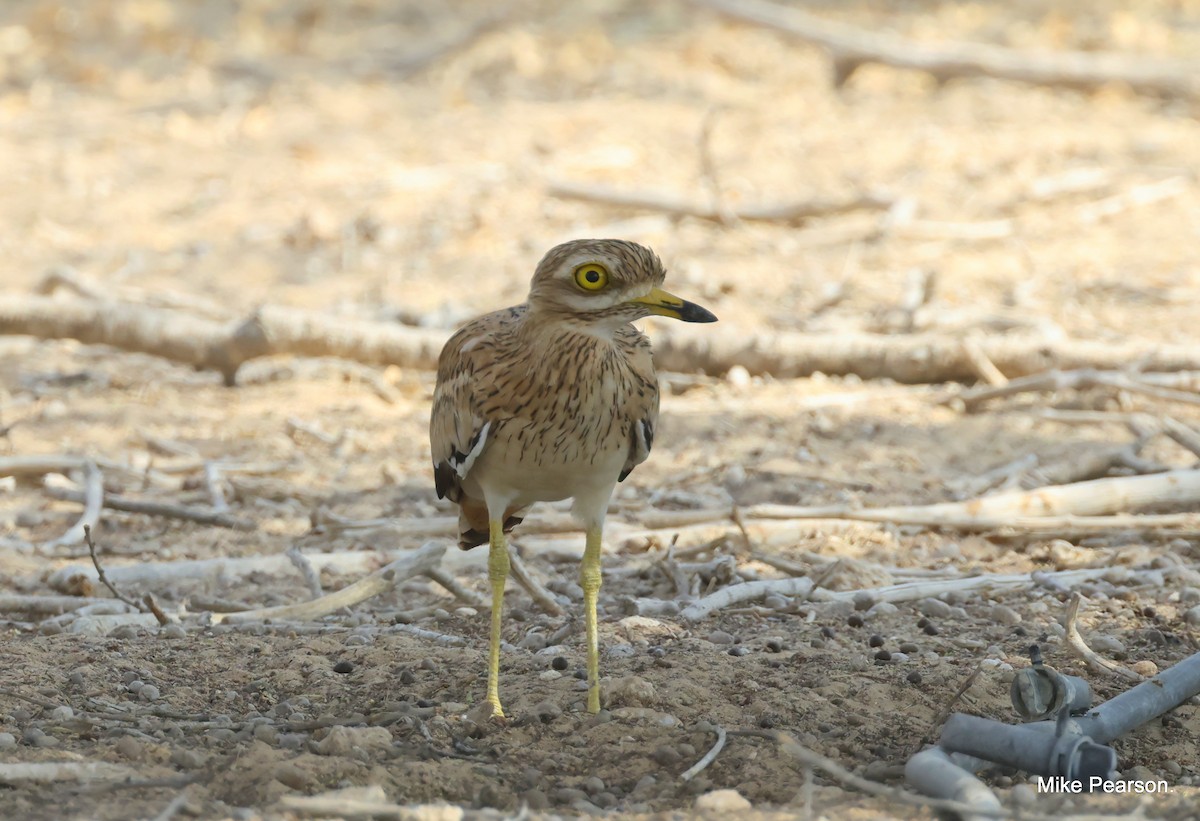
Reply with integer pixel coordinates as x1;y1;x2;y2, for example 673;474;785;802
486;519;509;718
581;526;603;713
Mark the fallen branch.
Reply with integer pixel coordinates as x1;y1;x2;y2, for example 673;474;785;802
959;368;1200;411
0;296;446;385
681;723;727;781
212;541;446;624
1062;593;1143;684
695;0;1200;100
0;594;136;615
650;328;1200;382
44;486;255;531
506;546;565;616
0;761;141;786
681;577;814;621
8;293;1200;383
45;460;103;549
287;546;325;599
547;178;892;223
743;469;1200;531
85;524;146;614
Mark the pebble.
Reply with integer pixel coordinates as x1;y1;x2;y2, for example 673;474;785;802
127;679;145;694
49;705;74;721
1089;635;1125;655
25;730;59;748
170;748;207;769
108;624;141;639
584;776;605;795
726;365;751;388
917;598;952;618
989;604;1022;625
1184;605;1200;627
707;630;735;645
0;733;15;751
899;641;919;653
868;601;898;617
253;724;280;745
906;672;922;685
531;700;562;723
847;614;864;628
1011;784;1038;808
607;676;657;707
454;607;477;618
923;624;940;636
1164;760;1182;776
315;725;393;757
274;763;314;791
1132;660;1158;677
1181;587;1200;604
551;656;569;671
520;632;548;651
115;736;142;760
139;685;161;702
728;646;750;657
852;591;877;611
552;787;589;805
537;670;563;681
874;650;892;662
344;635;371;647
653;746;681;766
160;622;186;639
333;660;355;674
765;637;784;653
606;643;636;659
695;789;752;812
764;594;790;610
868;634;884;648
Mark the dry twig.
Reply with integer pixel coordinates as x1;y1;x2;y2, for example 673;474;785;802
287;545;325;599
44;485;254;531
1062;593;1143;684
84;525;146;614
507;545;565;616
695;0;1200;100
680;723;728;781
45;460;103;549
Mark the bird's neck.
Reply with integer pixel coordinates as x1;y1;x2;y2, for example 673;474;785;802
522;307;626;344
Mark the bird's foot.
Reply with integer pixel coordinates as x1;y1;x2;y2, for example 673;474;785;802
587;685;601;715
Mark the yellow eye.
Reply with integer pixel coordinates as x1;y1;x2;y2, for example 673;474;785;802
574;263;609;292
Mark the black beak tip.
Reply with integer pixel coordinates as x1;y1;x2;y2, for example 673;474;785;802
681;301;718;323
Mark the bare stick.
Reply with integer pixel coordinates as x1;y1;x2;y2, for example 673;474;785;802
960;336;1008;386
960;368;1200;411
84;525;146;613
44;485;254;531
287;546;325;598
743;469;1200;531
45;460;103;549
0;762;141;786
0;594;131;615
681;723;727;781
1161;417;1200;460
425;567;488;608
1062;593;1143;684
388;623;470;647
507;545;565;616
212;542;446;624
547;178;892;223
150;791;191;821
681;577;814;621
203;462;229;513
142;593;171;626
694;0;1200;100
1077;177;1190;224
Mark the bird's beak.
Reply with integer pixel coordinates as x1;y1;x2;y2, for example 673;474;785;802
629;287;718;323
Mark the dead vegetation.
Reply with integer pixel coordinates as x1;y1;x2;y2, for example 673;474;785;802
2;1;1200;820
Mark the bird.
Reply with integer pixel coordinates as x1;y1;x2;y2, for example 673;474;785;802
429;238;717;717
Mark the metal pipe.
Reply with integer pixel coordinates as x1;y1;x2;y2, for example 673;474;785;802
939;713;1116;781
904;747;1002;821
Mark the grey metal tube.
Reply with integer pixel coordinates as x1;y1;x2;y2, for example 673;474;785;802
905;747;1002;821
940;713;1116;781
1061;651;1200;744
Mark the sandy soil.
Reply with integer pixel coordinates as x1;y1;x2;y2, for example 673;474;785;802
2;1;1200;819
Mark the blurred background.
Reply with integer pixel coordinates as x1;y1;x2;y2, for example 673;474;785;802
2;0;1198;339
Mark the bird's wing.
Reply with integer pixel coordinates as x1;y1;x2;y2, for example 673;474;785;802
617;326;660;483
429;306;524;502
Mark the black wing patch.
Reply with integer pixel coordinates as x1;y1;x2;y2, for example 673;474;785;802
619;418;654;482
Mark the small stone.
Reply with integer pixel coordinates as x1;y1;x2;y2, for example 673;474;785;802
524;790;549;810
115;736;142;760
399;669;417;685
868;634;884;648
847;614;864;628
333;660;354;674
728;646;750;657
1011;784;1037;808
1132;660;1158;677
315;726;393;757
584;776;605;795
454;606;478;618
1184;605;1200;627
906;671;922;685
520;632;548;651
139;685;160;702
607;676;657;707
1164;760;1182;776
923;624;940;636
653;746;681;766
552;656;569;671
538;670;563;681
868;601;899;617
552;787;589;805
254;724;280;745
274;763;313;791
531;700;562;723
764;594;790;610
0;733;15;751
695;788;752;812
707;630;735;645
170;748;207;769
899;642;919;653
49;705;74;721
852;591;877;611
765;637;784;653
1089;635;1125;655
874;650;892;662
989;604;1022;625
918;598;952;618
726;365;751;388
820;626;836;638
126;679;145;694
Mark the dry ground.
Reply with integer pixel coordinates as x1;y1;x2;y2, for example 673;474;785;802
2;1;1200;819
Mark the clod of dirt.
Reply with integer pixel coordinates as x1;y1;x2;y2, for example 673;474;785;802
694;788;752;812
606;676;657;708
314;725;392;757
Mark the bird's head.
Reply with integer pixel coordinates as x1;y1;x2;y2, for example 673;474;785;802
527;239;717;328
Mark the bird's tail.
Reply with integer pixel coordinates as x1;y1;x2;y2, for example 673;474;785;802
457;497;531;549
